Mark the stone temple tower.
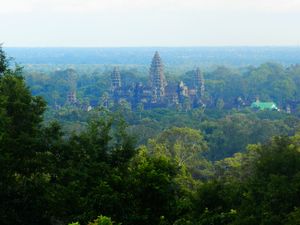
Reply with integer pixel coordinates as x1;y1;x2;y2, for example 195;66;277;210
111;66;121;91
194;67;205;99
67;91;77;104
149;51;167;102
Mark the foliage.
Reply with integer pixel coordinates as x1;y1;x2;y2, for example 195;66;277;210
0;45;51;225
148;127;213;182
24;59;300;160
188;135;300;225
2;47;300;225
88;216;116;225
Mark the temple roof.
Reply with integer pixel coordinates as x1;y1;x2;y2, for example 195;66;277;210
251;101;278;110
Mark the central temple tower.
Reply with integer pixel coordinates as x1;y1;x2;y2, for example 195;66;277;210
110;66;122;102
111;66;122;91
194;67;205;99
149;51;167;102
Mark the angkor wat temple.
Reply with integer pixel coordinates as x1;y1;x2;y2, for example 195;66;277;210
107;51;205;110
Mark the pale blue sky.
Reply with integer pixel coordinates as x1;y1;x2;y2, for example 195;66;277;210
1;0;300;47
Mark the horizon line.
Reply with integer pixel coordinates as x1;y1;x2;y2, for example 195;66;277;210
3;44;300;48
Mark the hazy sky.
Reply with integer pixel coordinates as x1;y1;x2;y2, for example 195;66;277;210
1;0;300;47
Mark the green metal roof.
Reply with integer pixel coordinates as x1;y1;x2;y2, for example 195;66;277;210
251;101;278;110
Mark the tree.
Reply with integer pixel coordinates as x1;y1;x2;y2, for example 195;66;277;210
68;215;120;225
149;127;207;166
148;127;212;181
0;45;59;225
0;44;9;74
124;148;180;225
217;135;300;225
88;215;119;225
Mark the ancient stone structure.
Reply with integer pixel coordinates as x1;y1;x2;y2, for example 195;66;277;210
67;91;77;104
107;51;205;110
177;81;189;103
194;67;205;99
111;66;122;91
110;66;123;102
149;51;167;102
60;52;206;111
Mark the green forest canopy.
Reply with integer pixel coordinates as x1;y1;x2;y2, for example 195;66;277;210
1;47;300;225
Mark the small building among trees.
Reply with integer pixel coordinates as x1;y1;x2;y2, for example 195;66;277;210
251;100;279;111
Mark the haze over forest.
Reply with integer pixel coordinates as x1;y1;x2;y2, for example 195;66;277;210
4;47;300;66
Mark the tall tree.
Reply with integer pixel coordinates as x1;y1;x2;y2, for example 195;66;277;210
0;46;55;225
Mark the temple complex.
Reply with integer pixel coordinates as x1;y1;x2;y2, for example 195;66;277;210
107;51;206;110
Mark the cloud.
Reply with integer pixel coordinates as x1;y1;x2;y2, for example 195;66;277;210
0;0;34;13
1;0;300;14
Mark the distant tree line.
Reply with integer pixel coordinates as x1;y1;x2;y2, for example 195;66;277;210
24;62;300;111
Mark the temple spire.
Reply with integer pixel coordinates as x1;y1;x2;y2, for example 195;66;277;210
194;67;205;98
111;66;121;91
149;51;167;102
